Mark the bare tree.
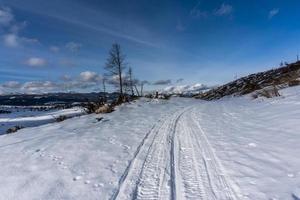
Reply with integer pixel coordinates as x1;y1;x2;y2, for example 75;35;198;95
131;78;140;96
102;77;106;93
127;67;135;96
102;77;107;102
280;61;284;67
139;80;149;96
123;77;131;95
134;82;140;96
105;43;126;99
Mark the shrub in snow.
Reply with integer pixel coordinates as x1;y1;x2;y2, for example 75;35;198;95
255;86;280;98
85;102;114;114
6;125;23;134
55;115;68;122
85;102;96;114
95;104;113;114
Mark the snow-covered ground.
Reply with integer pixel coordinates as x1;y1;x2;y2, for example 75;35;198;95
0;86;300;199
0;107;85;135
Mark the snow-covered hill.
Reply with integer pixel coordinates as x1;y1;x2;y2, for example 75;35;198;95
196;61;300;100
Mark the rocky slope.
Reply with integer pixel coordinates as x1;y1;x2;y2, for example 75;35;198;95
195;61;300;100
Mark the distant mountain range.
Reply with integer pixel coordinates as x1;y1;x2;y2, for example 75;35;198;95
163;83;211;95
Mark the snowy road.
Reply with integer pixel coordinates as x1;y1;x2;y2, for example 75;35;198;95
112;105;241;200
1;90;300;200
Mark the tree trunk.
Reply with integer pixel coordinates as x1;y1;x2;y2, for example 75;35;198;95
140;84;144;96
103;79;107;102
118;58;123;97
134;85;140;96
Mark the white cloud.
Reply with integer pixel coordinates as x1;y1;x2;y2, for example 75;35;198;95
190;2;208;18
61;75;72;81
3;33;18;47
50;46;60;52
21;81;57;93
191;10;208;18
80;71;101;82
3;33;39;48
20;36;39;45
0;7;14;26
0;71;105;94
269;8;279;19
190;2;232;19
66;42;82;52
1;80;72;94
9;21;27;33
25;57;47;67
1;7;39;48
106;74;127;86
2;81;21;88
214;3;233;16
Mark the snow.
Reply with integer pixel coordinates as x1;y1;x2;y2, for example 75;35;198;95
197;86;300;200
0;86;300;199
0;98;194;199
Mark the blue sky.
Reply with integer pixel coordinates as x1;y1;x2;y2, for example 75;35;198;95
0;0;300;93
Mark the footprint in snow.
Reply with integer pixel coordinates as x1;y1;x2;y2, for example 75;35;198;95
249;181;256;185
73;176;82;181
109;165;117;173
61;166;68;169
248;143;257;147
39;153;45;157
288;173;295;178
109;138;116;144
93;183;104;188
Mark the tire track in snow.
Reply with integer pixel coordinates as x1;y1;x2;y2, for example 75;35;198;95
190;107;242;200
111;107;192;200
111;104;242;200
110;113;170;200
176;112;213;199
134;108;191;200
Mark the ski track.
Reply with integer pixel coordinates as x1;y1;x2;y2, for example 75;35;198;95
111;105;241;200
